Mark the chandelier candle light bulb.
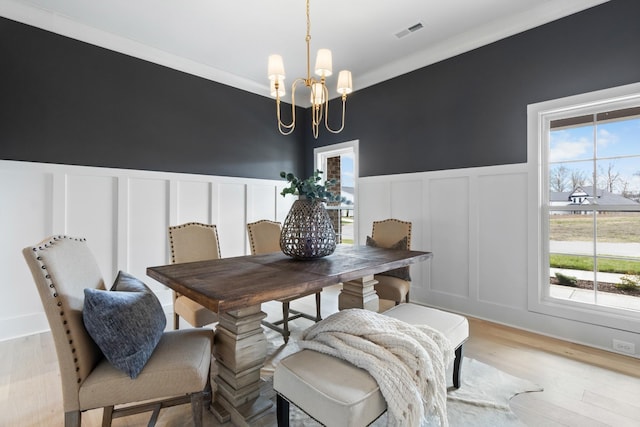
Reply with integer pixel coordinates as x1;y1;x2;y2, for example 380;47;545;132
311;82;325;106
270;79;285;98
337;70;353;95
267;0;353;138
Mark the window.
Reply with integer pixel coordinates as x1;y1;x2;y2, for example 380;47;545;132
315;140;358;244
528;83;640;332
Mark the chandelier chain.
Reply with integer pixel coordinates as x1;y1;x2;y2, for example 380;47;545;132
305;0;311;83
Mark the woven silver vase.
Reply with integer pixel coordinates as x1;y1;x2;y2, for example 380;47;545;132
280;199;336;259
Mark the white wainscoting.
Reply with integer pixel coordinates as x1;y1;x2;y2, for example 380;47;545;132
3;159;638;356
357;166;530;310
0;160;292;341
358;164;639;357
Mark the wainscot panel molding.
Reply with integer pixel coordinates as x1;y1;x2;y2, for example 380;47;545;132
4;158;638;357
0;159;291;341
358;163;639;359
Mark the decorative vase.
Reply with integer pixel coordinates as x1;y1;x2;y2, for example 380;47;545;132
280;198;337;259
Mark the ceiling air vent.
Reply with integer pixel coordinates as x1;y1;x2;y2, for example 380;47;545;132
395;22;424;39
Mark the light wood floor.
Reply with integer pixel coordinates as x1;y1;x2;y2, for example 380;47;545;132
2;285;638;427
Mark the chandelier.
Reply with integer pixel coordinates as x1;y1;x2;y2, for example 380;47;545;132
267;0;353;139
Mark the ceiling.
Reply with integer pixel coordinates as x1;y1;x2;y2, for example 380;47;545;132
1;0;608;105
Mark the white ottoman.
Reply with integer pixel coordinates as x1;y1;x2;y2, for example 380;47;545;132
383;303;469;389
273;304;469;427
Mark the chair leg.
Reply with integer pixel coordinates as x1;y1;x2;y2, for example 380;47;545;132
100;406;114;427
276;394;290;427
282;302;290;343
315;292;322;321
191;392;204;427
147;404;162;426
65;411;81;427
453;345;464;389
173;313;180;330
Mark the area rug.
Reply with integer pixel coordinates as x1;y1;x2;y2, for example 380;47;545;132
262;324;543;427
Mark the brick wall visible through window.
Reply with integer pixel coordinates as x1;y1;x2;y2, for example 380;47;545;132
326;156;342;242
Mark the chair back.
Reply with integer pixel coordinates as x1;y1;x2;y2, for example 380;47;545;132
22;236;105;413
168;222;221;263
247;220;282;255
371;219;412;249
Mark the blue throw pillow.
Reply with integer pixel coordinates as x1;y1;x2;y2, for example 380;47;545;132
83;271;166;379
366;235;412;281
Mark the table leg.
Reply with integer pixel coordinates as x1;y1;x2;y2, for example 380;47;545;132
211;305;273;426
338;274;380;312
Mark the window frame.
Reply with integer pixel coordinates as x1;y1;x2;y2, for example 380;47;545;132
527;83;640;333
314;140;359;244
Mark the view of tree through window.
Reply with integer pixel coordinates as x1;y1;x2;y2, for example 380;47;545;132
547;106;640;311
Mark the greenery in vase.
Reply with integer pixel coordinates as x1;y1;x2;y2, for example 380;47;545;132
280;170;345;202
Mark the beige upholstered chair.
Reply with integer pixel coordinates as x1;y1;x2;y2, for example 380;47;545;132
168;222;221;329
247;220;322;343
23;235;212;427
247;219;282;254
369;219;413;305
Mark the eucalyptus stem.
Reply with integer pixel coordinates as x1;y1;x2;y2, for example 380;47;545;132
280;169;343;202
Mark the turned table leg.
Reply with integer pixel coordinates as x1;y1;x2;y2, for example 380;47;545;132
211;305;273;426
338;274;379;312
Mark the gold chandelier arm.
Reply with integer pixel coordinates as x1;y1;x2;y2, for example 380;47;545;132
276;78;309;136
310;82;325;139
275;96;295;135
276;100;296;135
312;114;319;139
323;93;348;134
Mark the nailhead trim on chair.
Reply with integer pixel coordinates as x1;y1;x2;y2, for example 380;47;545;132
372;219;412;249
168;222;220;264
30;235;87;384
247;219;281;255
372;219;413;304
167;222;221;330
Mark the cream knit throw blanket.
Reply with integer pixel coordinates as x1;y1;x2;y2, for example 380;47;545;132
300;309;453;427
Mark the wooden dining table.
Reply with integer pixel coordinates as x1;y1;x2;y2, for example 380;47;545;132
147;244;432;426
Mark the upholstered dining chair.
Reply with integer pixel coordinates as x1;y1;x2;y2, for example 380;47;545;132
247;220;322;343
168;222;221;329
23;235;212;427
368;219;413;305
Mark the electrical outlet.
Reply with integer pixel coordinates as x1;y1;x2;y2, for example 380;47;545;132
613;339;635;355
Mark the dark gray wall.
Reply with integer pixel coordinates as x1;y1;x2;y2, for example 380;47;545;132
2;1;639;181
0;17;305;180
308;0;640;177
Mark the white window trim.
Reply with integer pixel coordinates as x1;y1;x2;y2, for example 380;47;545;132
527;83;640;333
314;140;359;244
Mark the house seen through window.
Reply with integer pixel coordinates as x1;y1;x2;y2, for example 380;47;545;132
547;105;640;312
